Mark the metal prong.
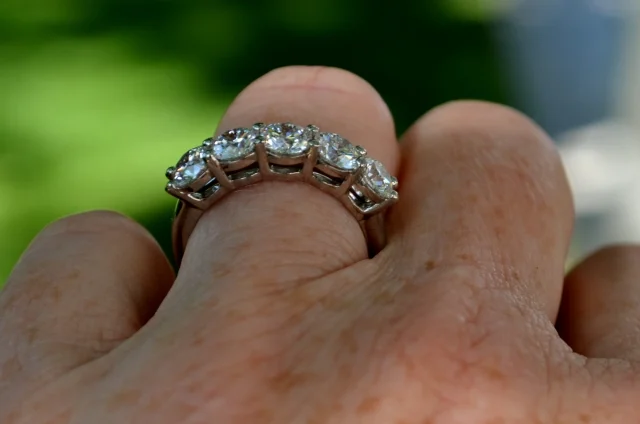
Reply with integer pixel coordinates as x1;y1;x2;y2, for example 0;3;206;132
202;137;214;148
308;125;322;147
308;136;320;147
166;183;196;205
358;200;386;216
206;155;233;190
165;166;176;180
356;146;367;156
255;141;271;177
302;145;319;181
188;193;209;210
361;193;398;216
336;172;355;197
343;192;367;220
252;122;265;131
391;176;399;189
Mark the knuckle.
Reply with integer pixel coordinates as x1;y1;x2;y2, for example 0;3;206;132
257;65;374;94
43;209;133;232
405;100;570;217
37;210;152;246
414;100;558;160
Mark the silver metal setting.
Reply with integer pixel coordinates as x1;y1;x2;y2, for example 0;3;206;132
167;122;399;263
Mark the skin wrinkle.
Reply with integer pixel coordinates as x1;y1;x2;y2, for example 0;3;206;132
176;249;381;323
340;268;540;420
576;359;637;421
0;269;626;423
1;306;130;395
153;264;378;398
179;182;366;289
542;338;575;424
322;315;409;420
244;264;396;420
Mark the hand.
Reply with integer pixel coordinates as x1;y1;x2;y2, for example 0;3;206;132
1;66;638;424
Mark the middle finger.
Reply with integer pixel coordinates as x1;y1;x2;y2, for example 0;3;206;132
388;100;574;321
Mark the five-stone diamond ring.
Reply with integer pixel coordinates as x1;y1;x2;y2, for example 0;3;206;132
165;122;399;264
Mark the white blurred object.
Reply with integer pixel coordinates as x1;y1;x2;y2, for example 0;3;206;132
560;121;640;214
559;121;640;253
558;14;640;255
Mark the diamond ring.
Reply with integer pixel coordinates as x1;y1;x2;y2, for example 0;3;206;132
166;122;399;264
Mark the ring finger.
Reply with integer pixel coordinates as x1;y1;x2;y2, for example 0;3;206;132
159;66;400;313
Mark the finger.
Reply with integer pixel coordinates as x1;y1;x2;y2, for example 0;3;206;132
0;211;173;389
389;101;574;320
168;66;399;302
557;245;640;359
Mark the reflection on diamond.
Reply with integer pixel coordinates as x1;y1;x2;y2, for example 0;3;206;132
318;133;360;171
262;123;311;156
171;148;207;188
361;158;395;199
209;128;258;162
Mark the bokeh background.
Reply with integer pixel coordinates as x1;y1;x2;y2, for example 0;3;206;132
1;0;639;283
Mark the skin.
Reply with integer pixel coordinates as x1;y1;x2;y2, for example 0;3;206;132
1;66;640;423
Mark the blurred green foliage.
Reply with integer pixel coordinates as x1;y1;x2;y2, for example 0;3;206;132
0;0;507;283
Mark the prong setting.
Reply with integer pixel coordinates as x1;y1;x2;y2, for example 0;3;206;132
165;123;399;260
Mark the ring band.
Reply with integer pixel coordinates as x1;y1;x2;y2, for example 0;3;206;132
166;122;399;264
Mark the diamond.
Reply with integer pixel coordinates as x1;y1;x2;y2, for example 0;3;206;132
209;128;258;162
262;123;311;156
170;148;207;189
318;133;361;171
361;158;396;199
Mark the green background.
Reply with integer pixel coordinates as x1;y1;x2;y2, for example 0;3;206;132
0;0;507;283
